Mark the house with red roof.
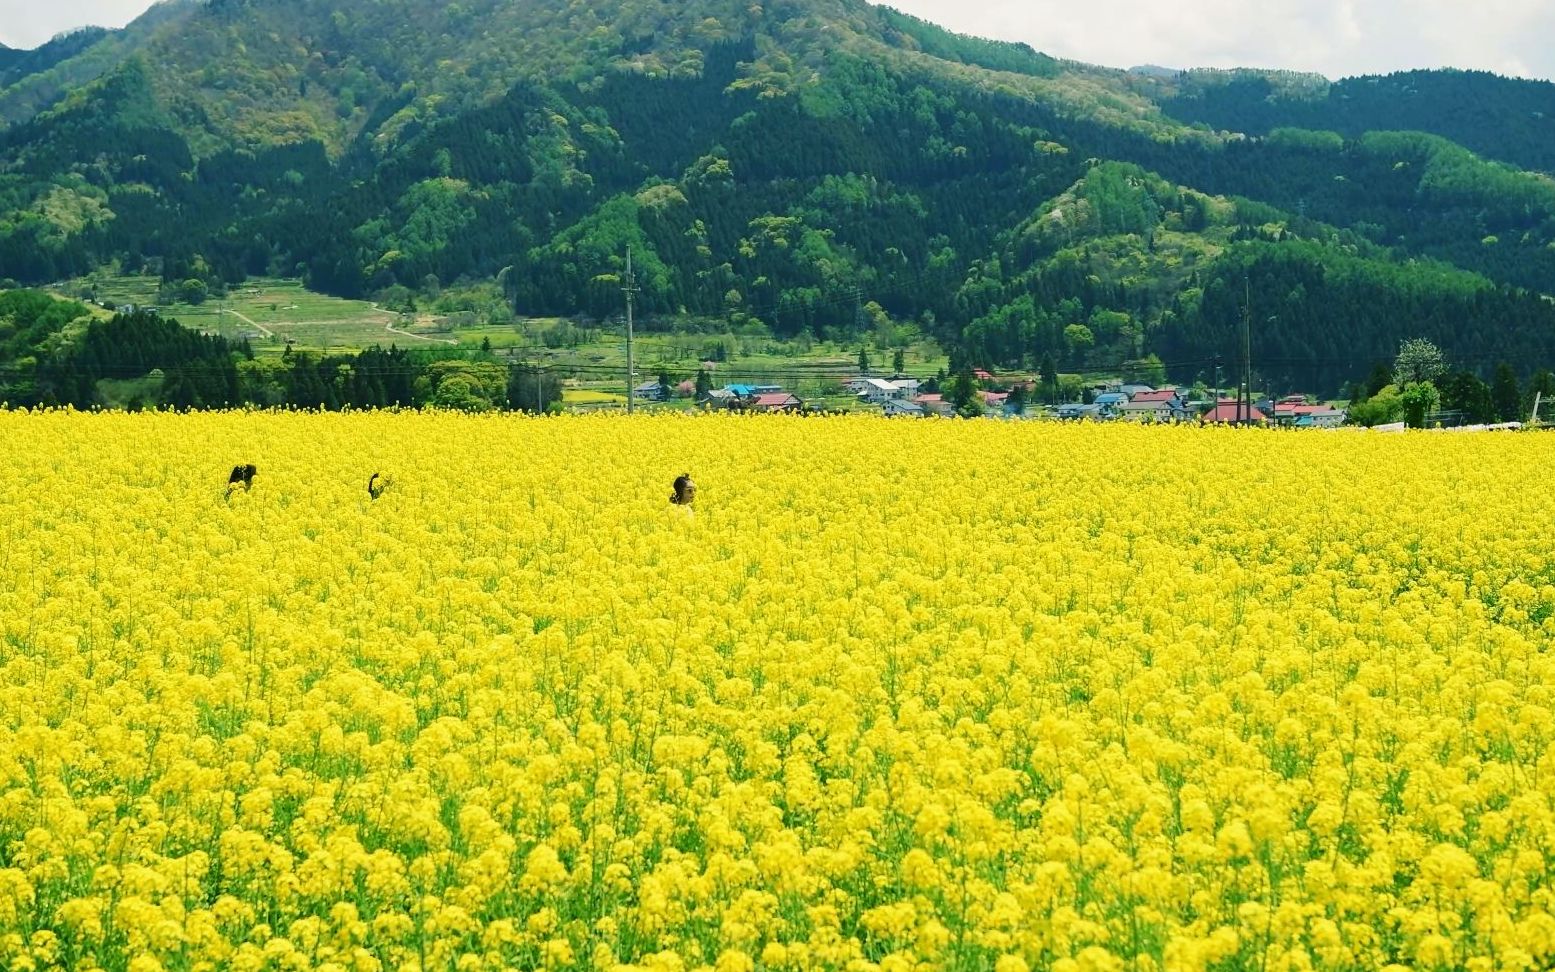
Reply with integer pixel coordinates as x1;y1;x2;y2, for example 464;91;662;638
913;393;953;417
753;392;802;412
1200;400;1268;425
1272;400;1346;427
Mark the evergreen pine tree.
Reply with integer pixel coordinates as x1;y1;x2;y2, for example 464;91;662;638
1040;354;1059;404
1492;363;1523;422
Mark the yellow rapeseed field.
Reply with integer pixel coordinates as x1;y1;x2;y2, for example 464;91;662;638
2;411;1554;972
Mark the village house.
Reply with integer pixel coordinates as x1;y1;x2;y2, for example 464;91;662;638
889;377;922;397
913;393;954;417
1199;400;1269;425
752;391;803;412
1272;397;1347;428
633;380;666;402
882;398;926;418
698;388;740;410
1118;399;1176;423
857;378;903;403
1293;408;1347;428
1117;388;1192;422
1057;403;1105;420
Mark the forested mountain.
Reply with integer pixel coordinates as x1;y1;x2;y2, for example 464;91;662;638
0;29;115;91
1156;69;1555;175
3;0;1555;393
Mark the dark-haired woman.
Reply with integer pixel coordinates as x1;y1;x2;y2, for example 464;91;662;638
670;473;696;508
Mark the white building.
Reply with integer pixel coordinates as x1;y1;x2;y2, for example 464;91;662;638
858;378;903;403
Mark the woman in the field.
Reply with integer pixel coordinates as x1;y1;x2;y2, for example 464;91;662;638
670;473;696;511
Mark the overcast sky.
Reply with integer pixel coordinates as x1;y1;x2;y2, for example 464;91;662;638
1;0;1551;81
886;0;1555;80
0;0;152;49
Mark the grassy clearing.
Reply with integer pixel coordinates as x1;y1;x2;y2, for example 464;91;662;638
51;275;456;355
50;276;955;391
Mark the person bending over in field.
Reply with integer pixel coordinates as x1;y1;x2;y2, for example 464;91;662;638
368;472;390;500
226;464;257;501
670;473;697;508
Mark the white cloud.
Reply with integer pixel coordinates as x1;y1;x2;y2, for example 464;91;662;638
0;0;154;49
877;0;1555;80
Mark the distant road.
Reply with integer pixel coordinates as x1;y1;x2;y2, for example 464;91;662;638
221;304;457;347
385;317;457;346
217;307;276;340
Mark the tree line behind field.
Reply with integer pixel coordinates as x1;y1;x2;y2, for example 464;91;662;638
1344;336;1555;428
0;291;562;412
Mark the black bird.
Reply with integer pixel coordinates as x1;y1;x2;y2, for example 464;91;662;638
368;472;388;500
228;464;257;490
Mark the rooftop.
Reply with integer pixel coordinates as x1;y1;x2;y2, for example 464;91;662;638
1201;402;1268;424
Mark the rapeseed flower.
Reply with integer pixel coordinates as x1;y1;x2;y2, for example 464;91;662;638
2;411;1554;969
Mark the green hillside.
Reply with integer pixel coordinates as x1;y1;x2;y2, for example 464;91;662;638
1156;68;1555;174
2;0;1554;396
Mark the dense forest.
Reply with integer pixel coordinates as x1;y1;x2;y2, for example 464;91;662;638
3;0;1555;395
1157;69;1555;175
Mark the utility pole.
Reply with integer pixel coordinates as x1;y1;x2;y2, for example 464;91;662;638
1238;277;1253;424
623;246;637;415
